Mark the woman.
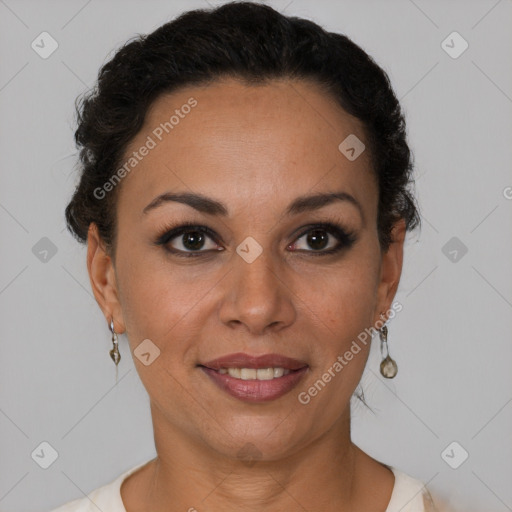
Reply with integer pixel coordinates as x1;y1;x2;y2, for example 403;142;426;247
52;1;436;510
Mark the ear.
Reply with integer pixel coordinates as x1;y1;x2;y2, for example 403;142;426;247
373;218;406;325
86;223;125;333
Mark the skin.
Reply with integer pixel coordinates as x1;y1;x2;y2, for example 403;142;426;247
87;77;406;512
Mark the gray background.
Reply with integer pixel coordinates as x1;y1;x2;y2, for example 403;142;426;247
0;0;511;511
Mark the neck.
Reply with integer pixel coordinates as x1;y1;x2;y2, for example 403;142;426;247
130;402;369;512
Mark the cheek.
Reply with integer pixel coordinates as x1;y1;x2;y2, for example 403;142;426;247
115;243;206;337
294;263;379;421
304;255;380;339
309;284;374;376
114;255;203;408
296;250;380;405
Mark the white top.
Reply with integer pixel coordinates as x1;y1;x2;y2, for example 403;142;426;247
48;460;436;512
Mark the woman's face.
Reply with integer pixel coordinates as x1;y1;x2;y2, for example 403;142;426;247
88;77;404;461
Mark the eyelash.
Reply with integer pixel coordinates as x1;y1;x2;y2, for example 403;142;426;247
154;219;357;258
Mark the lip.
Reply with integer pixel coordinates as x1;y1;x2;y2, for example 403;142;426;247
200;352;308;371
198;352;309;403
200;366;309;402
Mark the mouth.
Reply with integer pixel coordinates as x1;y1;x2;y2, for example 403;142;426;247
198;353;309;402
209;366;293;380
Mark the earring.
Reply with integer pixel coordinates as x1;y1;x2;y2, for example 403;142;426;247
109;318;121;366
379;323;398;379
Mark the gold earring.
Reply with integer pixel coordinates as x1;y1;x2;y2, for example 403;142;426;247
109;318;121;366
379;323;398;379
109;318;121;383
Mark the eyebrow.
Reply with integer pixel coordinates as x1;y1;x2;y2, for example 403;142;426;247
142;190;363;220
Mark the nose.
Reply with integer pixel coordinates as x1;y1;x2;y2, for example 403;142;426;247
218;247;297;336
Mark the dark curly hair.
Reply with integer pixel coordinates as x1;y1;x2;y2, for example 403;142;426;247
65;0;420;258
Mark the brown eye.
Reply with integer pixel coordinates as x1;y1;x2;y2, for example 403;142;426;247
299;229;331;251
155;224;222;257
168;229;219;253
289;223;356;255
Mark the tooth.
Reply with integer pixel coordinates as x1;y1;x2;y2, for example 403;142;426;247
228;368;241;378
240;368;257;380
256;368;274;380
273;368;285;378
220;367;293;380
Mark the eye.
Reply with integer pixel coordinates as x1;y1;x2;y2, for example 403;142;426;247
155;223;222;257
155;221;357;258
288;223;356;255
170;229;218;253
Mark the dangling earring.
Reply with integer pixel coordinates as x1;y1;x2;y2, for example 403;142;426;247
379;322;398;379
109;317;121;365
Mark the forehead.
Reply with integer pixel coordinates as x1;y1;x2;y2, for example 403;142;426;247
116;77;376;220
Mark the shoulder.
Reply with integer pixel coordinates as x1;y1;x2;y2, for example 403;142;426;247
47;460;151;512
386;467;437;512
